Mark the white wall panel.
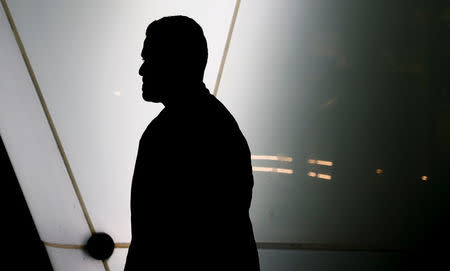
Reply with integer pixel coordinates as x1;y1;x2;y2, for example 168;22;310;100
46;247;104;271
106;248;128;271
0;1;92;246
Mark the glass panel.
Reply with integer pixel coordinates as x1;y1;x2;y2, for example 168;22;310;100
219;0;450;249
0;2;92;245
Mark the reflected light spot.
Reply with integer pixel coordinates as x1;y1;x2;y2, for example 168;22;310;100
317;174;332;180
376;169;383;174
421;176;428;181
251;155;293;162
308;171;317;177
320;97;338;109
252;167;293;174
113;91;121;96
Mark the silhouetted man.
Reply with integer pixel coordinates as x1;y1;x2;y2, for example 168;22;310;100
124;16;260;270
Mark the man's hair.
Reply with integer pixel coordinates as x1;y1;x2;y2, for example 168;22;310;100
146;15;208;77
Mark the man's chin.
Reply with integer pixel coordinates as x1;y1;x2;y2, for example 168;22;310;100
142;91;162;103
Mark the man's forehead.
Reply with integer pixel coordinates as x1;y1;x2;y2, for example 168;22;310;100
141;36;169;59
141;37;152;58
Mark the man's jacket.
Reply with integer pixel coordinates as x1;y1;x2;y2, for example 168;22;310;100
125;84;260;270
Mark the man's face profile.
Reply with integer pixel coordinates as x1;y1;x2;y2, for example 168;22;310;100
139;38;168;103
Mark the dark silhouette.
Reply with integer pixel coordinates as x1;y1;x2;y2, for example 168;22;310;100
1;136;54;271
124;16;260;270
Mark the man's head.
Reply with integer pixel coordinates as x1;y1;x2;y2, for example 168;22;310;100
139;15;208;103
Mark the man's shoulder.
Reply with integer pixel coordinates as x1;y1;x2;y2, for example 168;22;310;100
203;93;239;127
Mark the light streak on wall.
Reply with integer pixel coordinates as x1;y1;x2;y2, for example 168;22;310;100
308;159;333;166
252;167;294;174
252;155;293;162
307;171;332;180
317;173;332;180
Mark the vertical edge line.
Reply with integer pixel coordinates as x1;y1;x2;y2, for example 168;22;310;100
213;0;241;97
0;0;96;235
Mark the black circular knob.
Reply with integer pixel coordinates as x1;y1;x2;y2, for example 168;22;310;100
85;232;115;260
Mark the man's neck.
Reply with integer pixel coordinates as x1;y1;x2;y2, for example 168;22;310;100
162;81;208;108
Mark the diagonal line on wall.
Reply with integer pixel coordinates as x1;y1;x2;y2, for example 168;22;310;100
0;1;109;270
213;0;241;97
0;0;96;236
